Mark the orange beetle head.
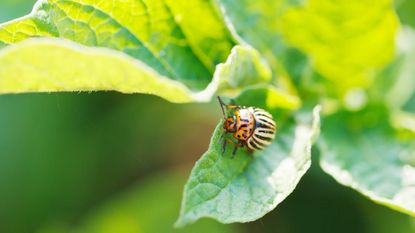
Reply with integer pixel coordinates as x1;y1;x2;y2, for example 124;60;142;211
224;116;237;132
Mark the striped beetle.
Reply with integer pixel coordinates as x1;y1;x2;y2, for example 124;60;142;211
217;97;276;156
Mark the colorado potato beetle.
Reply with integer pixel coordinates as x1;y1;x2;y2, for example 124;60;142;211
217;96;276;156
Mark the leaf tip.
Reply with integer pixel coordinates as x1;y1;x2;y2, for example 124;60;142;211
173;218;184;228
174;213;196;229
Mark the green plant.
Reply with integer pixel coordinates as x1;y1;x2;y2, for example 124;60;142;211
0;0;414;228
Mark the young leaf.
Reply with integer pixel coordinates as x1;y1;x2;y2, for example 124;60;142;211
319;108;415;217
176;106;321;227
0;0;274;101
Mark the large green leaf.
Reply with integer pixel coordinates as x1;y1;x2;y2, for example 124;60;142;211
320;107;415;217
0;0;278;102
0;38;273;103
0;0;236;89
279;0;399;93
176;106;321;227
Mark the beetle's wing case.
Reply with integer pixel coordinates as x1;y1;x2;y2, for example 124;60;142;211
246;108;276;151
237;108;251;120
233;107;256;141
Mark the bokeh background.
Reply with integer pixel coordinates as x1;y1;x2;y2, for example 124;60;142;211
1;1;415;233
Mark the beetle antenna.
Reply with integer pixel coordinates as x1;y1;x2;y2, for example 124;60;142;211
217;96;227;118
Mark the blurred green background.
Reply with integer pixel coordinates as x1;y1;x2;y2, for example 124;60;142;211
0;1;415;233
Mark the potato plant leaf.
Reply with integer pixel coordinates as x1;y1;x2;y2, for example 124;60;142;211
279;0;399;93
176;106;321;227
218;0;290;63
320;108;415;216
217;0;303;94
0;0;274;103
0;38;272;103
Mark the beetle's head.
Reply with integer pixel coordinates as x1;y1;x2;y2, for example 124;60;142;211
224;116;237;132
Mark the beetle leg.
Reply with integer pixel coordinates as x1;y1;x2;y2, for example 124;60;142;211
222;137;244;157
225;104;239;110
219;130;225;143
232;144;238;157
222;137;227;154
232;141;244;158
217;96;239;118
223;139;243;158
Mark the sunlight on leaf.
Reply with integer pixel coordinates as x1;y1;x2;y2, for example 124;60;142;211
175;106;321;227
391;111;415;135
280;0;399;93
0;0;236;90
0;38;270;103
0;0;275;102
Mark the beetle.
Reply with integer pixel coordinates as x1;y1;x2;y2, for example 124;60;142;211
217;96;276;156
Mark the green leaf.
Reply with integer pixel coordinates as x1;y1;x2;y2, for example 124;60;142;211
0;38;271;103
175;106;321;227
319;107;415;217
279;0;400;93
0;0;274;101
0;0;35;22
217;0;294;63
217;0;304;93
0;0;236;89
396;0;415;29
